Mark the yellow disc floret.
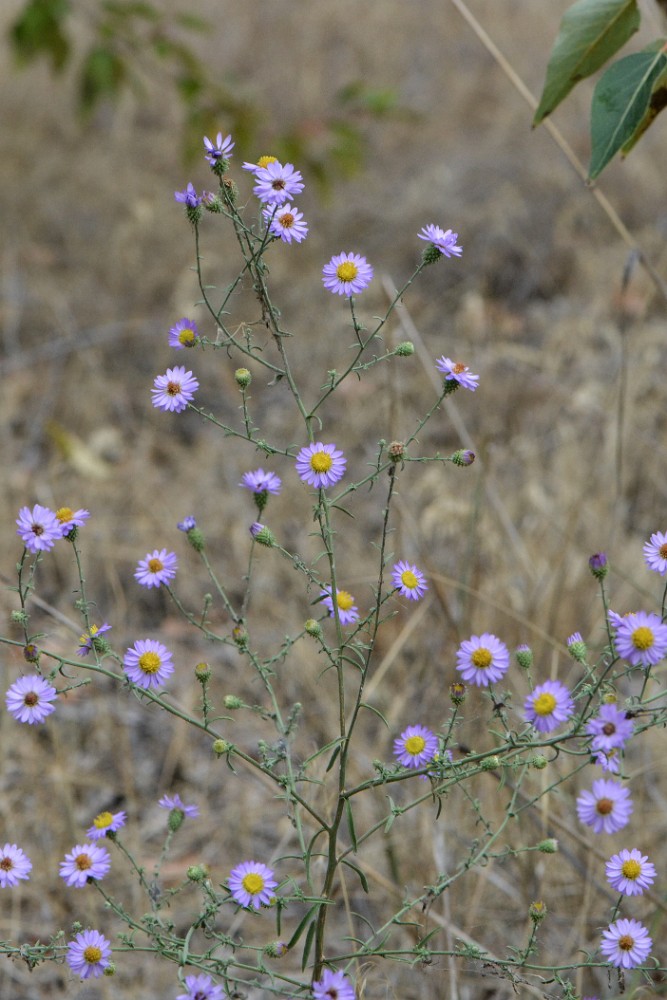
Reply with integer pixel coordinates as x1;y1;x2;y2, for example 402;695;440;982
621;859;641;880
405;735;426;755
138;652;161;674
242;872;265;895
631;626;654;651
336;591;354;611
336;261;358;282
533;693;557;716
471;647;493;669
310;451;333;473
401;570;418;589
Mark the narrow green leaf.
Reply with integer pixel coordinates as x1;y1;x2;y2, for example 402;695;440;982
589;49;667;178
285;903;320;951
301;919;316;970
621;44;667;154
342;858;369;893
358;701;389;727
534;0;640;124
345;799;357;853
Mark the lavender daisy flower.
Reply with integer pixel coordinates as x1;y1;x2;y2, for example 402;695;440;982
587;703;634;752
312;968;356;1000
643;530;667;575
435;356;479;391
392;561;428;600
241;469;282;496
456;633;510;687
606;848;656;896
151;366;199;413
174;183;202;208
123;639;174;689
393;725;438;769
321;587;359;626
77;622;112;658
228;860;277;910
87;809;127;841
253;161;304;204
178;516;197;532
60;843;111;887
134;548;178;588
55;506;90;536
524;680;574;733
158;793;200;818
263;203;308;243
6;675;57;724
66;929;112;979
593;748;620;773
203;132;234;165
295;442;346;488
16;504;60;554
614;610;667;668
177;973;227;1000
169;318;200;350
576;778;633;834
418;224;463;258
0;844;32;887
322;252;374;296
242;155;279;173
600;918;652;969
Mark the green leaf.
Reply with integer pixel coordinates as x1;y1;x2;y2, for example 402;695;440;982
79;46;126;113
621;42;667;155
358;701;389;727
342;858;369;893
345;799;357;852
285;902;321;952
301;919;316;970
589;49;667;177
534;0;640;125
10;0;71;72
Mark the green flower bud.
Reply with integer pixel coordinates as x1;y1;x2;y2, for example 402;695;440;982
394;341;415;356
481;755;500;770
449;681;466;705
187;864;209;883
224;695;243;710
264;941;288;958
537;838;558;854
213;739;231;757
421;243;444;266
195;662;211;683
304;618;322;638
531;755;547;770
235;368;252;390
10;610;29;625
103;962;116;977
529;900;547;923
515;644;533;670
388;441;405;462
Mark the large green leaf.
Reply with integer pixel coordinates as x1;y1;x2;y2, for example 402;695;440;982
620;42;667;155
589;49;667;177
534;0;639;125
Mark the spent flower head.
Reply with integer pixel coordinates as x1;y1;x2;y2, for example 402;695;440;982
599;917;652;969
77;622;112;658
16;504;61;553
60;843;111;887
393;725;438;769
159;793;200;819
576;778;633;834
5;674;57;724
169;318;200;350
392;561;428;600
456;633;510;687
66;929;112;979
134;548;178;589
566;631;587;662
322;252;374;296
228;860;277;910
123;639;174;689
0;843;32;887
524;680;574;733
605;848;656;896
296;442;346;489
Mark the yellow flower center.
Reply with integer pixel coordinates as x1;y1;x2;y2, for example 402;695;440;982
55;506;73;523
336;261;358;282
310;451;333;473
596;797;613;815
178;328;196;346
148;558;164;573
631;626;654;650
401;570;418;589
138;652;161;674
279;212;294;228
242;872;265;895
471;648;492;669
621;859;641;880
618;934;634;952
257;155;278;168
75;853;92;871
337;591;354;611
533;693;557;716
405;735;426;755
94;811;113;830
83;945;103;964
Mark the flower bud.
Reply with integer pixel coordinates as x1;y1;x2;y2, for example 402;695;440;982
224;695;243;710
235;368;252;390
23;643;40;663
421;243;444;266
232;625;249;649
515;644;533;670
449;681;466;705
304;618;322;638
264;941;288;958
481;755;500;770
187;864;209;883
529;900;547;923
250;523;275;547
388;441;405;462
220;177;238;204
531;754;547;770
213;739;231;757
451;449;475;467
537;838;558;854
566;632;587;663
588;552;608;580
195;662;211;683
394;341;415;357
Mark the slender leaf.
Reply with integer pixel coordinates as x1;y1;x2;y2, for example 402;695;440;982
345;799;357;853
301;919;316;970
341;858;369;893
621;44;667;154
285;902;321;952
589;49;667;177
534;0;639;124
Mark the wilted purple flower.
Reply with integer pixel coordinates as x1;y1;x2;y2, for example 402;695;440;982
5;675;57;724
174;183;203;209
576;778;633;834
16;504;61;553
158;793;199;818
241;469;282;496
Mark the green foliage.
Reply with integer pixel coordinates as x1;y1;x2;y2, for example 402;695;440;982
534;0;667;178
10;0;71;71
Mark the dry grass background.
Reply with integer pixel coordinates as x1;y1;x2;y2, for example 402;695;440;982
1;1;667;998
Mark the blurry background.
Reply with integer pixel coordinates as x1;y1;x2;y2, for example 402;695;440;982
1;1;667;997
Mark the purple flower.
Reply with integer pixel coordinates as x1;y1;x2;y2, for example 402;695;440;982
606;848;656;896
614;610;667;668
588;552;608;579
178;516;197;532
203;132;234;165
253;161;304;204
228;860;277;909
174;183;203;209
263;203;308;243
0;844;32;887
643;530;667;575
435;356;479;391
593;748;620;773
158;793;200;818
77;622;112;658
66;928;112;979
322;252;373;296
134;548;178;588
393;725;438;769
586;703;634;752
151;366;199;413
241;469;282;496
177;973;227;1000
123;639;174;689
576;778;633;834
296;442;346;489
87;809;127;840
418;224;463;258
5;675;57;724
15;504;61;554
456;633;510;687
60;843;111;887
321;587;359;626
599;918;652;969
312;968;356;1000
169;318;200;350
392;561;428;600
55;506;90;536
524;680;574;733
